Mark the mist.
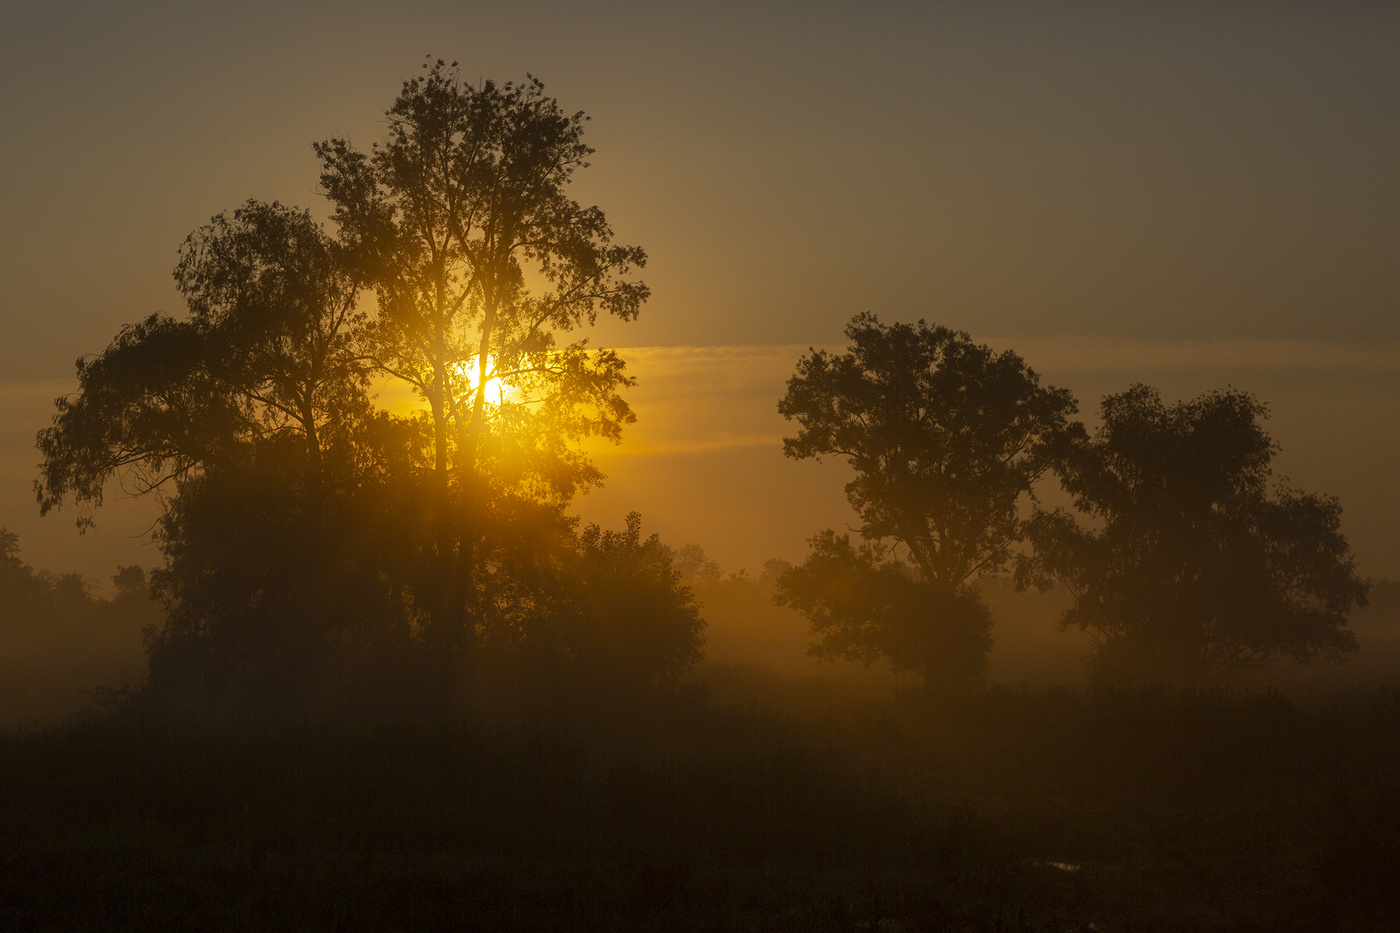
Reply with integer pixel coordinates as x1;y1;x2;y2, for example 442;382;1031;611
5;10;1400;927
0;531;156;728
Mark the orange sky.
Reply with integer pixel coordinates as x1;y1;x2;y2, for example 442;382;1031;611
7;335;1396;586
2;3;1398;584
574;339;1400;577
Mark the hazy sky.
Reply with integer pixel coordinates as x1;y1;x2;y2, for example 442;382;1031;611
2;2;1398;581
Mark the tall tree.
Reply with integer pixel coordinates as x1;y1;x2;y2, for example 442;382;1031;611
775;314;1079;689
314;63;647;687
314;62;646;500
1019;384;1368;685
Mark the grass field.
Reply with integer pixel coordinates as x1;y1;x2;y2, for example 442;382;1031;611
3;676;1398;931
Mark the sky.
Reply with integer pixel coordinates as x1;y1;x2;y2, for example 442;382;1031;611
1;1;1398;584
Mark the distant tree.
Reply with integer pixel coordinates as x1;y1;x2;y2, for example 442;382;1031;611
776;314;1079;690
1018;384;1368;685
674;543;723;588
0;529;158;724
1;528;50;620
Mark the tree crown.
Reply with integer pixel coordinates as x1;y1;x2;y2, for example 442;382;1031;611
1020;384;1367;684
779;313;1079;588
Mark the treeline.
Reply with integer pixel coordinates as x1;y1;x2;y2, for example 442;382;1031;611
3;524;1392;729
24;61;1375;728
0;530;157;726
772;315;1370;693
4;59;1392;931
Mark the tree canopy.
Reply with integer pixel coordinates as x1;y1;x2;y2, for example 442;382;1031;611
314;61;646;500
779;314;1079;591
776;314;1079;689
36;201;367;525
1019;384;1368;685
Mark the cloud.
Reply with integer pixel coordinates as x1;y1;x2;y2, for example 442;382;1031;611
599;339;1400;455
9;338;1399;457
6;339;1400;576
979;336;1400;376
596;346;809;454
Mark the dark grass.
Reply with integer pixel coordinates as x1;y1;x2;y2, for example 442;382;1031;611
3;684;1399;930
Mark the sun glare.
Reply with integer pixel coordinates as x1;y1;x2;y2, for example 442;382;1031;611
371;356;519;417
455;356;515;404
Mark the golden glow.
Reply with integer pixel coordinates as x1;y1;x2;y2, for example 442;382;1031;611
369;356;519;418
455;356;516;405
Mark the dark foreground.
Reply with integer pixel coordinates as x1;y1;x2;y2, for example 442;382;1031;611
2;678;1398;931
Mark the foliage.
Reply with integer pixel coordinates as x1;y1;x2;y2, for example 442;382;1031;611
780;314;1080;590
777;314;1078;689
1019;384;1368;684
315;60;646;497
35;313;234;525
563;513;705;689
1;528;100;630
173;199;368;500
36;202;367;525
145;466;409;713
34;68;674;714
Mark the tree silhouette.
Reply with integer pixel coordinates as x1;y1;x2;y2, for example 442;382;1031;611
35;313;235;527
559;513;704;693
173;200;368;516
35;202;401;710
1019;384;1368;685
0;529;159;723
34;71;680;716
314;61;644;498
36;201;367;527
776;314;1079;690
314;62;647;684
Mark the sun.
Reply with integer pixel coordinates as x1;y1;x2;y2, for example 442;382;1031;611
454;356;515;404
371;356;519;418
